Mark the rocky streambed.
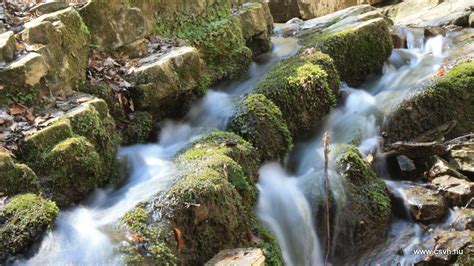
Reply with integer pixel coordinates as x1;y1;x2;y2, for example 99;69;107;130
0;0;473;265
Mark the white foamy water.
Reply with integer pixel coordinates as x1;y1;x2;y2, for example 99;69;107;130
256;28;454;266
18;37;299;265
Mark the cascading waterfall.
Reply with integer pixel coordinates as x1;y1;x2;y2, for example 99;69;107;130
256;28;454;265
18;37;299;265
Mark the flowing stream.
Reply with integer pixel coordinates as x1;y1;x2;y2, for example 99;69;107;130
18;37;299;265
17;24;467;265
256;28;459;266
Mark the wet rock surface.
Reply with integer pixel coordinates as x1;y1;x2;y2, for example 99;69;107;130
268;0;389;22
384;61;474;144
432;175;473;207
404;186;447;222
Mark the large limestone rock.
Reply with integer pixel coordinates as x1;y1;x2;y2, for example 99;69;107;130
268;0;388;22
449;143;474;176
432;175;473;207
121;131;282;265
206;248;265;266
301;6;393;86
404;186;447;222
418;230;473;265
384;62;474;143
0;8;90;105
79;0;147;52
229;93;293;162
0;31;15;62
0;194;59;263
328;145;392;258
0;53;48;105
19;98;121;207
429;156;468;180
238;2;274;57
129;46;206;120
382;0;473;27
256;50;339;137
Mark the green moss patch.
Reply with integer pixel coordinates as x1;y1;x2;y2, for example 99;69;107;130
0;194;58;263
153;1;252;82
67;102;122;184
0;152;39;196
303;18;393;86
40;137;103;206
256;52;338;138
330;144;392;257
120;130;284;264
21;119;74;163
385;61;474;143
229;93;292;162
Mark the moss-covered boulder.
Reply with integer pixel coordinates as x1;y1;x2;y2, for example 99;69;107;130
20;119;74;163
130;46;207;120
0;194;59;263
238;2;273;57
79;0;147;52
121;131;282;265
122;111;154;145
19;98;121;206
40;137;103;206
148;0;252;81
326;145;392;260
384;61;474;143
66;100;122;182
229;93;292;162
0;151;39;196
256;51;338;138
303;17;393;86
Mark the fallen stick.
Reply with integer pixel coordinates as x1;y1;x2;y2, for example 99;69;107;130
323;132;331;266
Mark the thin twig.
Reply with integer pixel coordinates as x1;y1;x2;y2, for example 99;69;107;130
323;132;331;266
449;197;473;228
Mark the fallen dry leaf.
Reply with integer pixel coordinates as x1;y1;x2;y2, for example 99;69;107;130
8;103;28;115
173;228;185;253
437;67;446;77
25;110;35;122
126;232;145;244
